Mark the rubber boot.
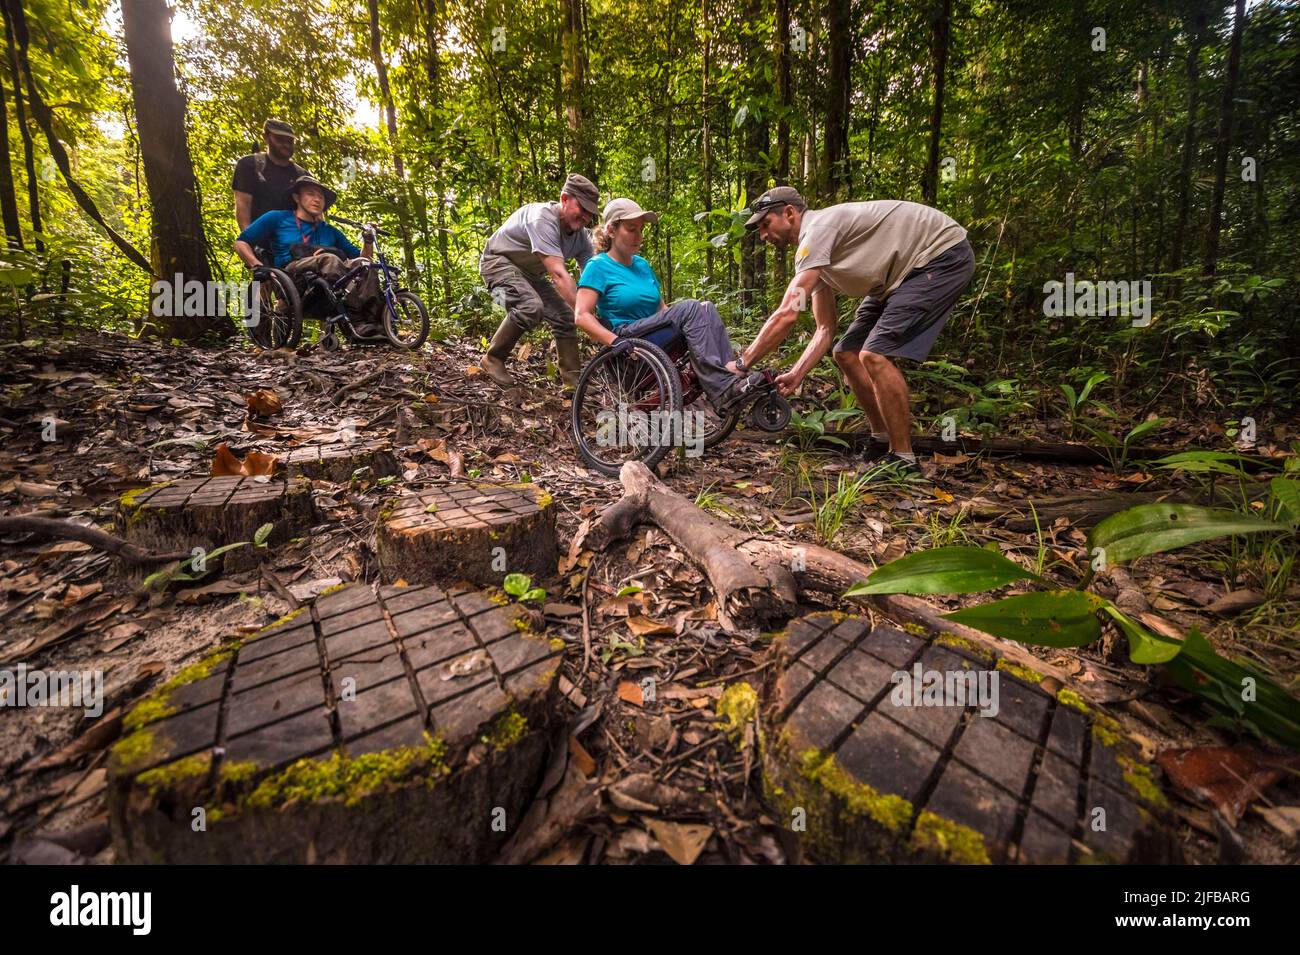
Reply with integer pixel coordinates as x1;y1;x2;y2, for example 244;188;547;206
556;336;582;391
481;318;524;388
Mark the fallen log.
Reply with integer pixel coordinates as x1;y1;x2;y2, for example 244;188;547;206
587;462;1077;686
0;515;191;564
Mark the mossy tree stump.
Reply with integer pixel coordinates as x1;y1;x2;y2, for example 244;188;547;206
376;482;557;588
282;440;399;483
116;476;317;573
763;613;1182;865
108;582;563;864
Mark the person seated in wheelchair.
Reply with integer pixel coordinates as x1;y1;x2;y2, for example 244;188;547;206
574;198;765;414
233;174;383;336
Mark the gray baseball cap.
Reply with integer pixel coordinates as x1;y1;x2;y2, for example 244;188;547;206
562;174;600;215
602;197;660;227
744;186;806;229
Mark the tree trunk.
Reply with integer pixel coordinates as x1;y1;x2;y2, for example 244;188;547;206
119;0;220;338
366;0;420;280
922;0;953;205
1203;0;1246;276
0;56;22;249
701;0;713;284
1170;13;1204;273
740;0;769;309
3;4;39;255
823;0;852;198
561;0;594;175
773;0;792;290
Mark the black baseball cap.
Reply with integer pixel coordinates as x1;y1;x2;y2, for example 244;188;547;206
263;119;295;138
744;186;806;229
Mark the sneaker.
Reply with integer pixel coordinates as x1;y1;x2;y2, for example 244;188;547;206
856;436;891;463
714;371;771;416
861;452;928;484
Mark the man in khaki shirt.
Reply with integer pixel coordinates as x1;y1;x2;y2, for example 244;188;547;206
739;187;974;478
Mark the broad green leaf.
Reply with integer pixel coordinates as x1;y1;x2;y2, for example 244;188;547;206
615;584;643;597
1163;628;1300;750
845;546;1041;596
200;541;249;563
254;522;274;547
502;573;531;597
1124;416;1170;446
522;587;546;604
1090;504;1290;565
1153;450;1254;477
1270;477;1300;524
1102;604;1182;664
943;590;1106;647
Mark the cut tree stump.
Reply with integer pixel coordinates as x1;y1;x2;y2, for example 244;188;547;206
281;440;399;483
376;482;557;588
764;612;1183;864
108;582;563;864
116;476;317;573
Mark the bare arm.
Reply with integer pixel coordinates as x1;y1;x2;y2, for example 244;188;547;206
539;254;579;308
740;267;824;368
234;191;253;231
775;284;838;396
233;240;262;269
574;287;615;345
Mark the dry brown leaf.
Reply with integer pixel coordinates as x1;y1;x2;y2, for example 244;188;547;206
617;680;644;707
63;582;102;607
626;615;674;637
567;736;597;777
1156;746;1297;824
244;388;283;417
645;819;713;866
212;443;281;477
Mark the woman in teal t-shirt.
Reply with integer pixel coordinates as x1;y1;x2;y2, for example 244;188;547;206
575;198;759;412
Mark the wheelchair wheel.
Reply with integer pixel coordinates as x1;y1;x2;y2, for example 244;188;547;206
572;339;681;477
383;291;430;350
681;390;741;450
245;268;302;349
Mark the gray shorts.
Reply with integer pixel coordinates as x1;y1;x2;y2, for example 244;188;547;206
832;239;975;362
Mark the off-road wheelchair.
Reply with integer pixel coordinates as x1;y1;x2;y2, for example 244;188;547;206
243;217;429;352
570;319;792;477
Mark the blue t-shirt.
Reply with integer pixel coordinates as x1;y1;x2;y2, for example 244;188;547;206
578;253;662;329
237;211;361;268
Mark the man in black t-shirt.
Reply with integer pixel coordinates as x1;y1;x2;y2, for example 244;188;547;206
233;119;309;231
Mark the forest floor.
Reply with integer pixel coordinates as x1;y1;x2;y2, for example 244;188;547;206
1;329;1298;865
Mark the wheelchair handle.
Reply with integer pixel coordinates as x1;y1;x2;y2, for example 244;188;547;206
330;214;392;239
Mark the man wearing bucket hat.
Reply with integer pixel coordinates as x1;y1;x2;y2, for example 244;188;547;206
234;174;382;332
574;197;762;413
740;187;975;479
478;174;599;389
233;119;310;232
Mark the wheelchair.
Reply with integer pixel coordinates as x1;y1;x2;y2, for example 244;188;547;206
243;219;429;352
570;320;792;477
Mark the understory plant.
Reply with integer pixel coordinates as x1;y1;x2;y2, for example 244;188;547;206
846;475;1300;749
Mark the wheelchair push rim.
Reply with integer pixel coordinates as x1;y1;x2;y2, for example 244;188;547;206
571;339;681;477
245;268;301;350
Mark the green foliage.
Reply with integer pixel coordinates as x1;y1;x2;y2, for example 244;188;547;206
502;572;546;605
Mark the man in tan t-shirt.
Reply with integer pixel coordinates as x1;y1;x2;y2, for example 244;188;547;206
738;187;974;478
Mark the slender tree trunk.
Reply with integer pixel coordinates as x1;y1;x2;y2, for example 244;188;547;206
418;0;454;310
1203;0;1246;276
0;60;22;249
773;0;792;290
366;0;419;279
740;0;769;309
823;0;851;198
922;0;953;205
1170;13;1204;272
3;4;39;255
120;0;225;337
701;0;713;284
662;7;676;299
562;0;594;174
